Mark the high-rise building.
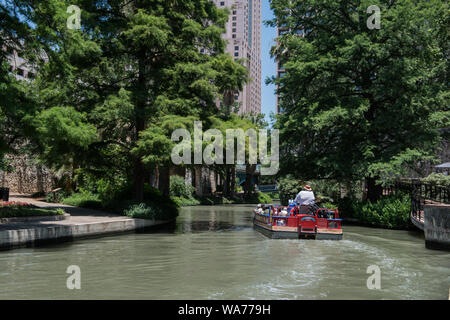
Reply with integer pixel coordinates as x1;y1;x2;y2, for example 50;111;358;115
213;0;261;114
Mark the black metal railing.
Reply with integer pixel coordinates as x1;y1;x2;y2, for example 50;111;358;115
383;181;449;222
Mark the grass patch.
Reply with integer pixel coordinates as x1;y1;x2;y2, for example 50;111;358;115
0;207;64;218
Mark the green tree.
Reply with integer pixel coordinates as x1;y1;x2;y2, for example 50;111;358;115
21;0;246;200
269;0;449;201
207;114;267;197
0;1;38;171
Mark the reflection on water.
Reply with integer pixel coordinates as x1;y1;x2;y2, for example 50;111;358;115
0;204;448;299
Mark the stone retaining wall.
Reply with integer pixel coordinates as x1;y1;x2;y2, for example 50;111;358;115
0;154;56;193
424;203;450;250
0;218;172;250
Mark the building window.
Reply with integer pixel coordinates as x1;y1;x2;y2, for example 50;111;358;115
234;52;239;57
232;28;236;32
232;10;236;14
232;16;236;21
17;68;24;76
234;46;239;50
232;22;236;26
220;1;224;6
232;34;236;38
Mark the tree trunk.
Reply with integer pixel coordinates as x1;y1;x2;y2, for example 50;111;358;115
158;166;170;197
366;177;382;202
244;164;256;198
133;56;148;201
230;166;236;197
194;166;203;197
223;167;230;196
133;158;145;201
71;161;79;192
223;90;234;115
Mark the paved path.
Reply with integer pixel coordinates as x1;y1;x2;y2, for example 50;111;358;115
0;194;133;231
0;194;171;249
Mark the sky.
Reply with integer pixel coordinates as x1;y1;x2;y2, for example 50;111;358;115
2;0;278;123
260;0;277;125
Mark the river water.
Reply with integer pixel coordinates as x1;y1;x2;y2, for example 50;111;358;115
0;204;448;299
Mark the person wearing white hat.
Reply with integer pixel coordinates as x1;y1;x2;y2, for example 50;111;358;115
294;185;315;206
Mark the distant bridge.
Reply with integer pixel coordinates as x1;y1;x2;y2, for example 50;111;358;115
257;184;279;193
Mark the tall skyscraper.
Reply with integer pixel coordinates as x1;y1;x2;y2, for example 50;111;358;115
213;0;261;114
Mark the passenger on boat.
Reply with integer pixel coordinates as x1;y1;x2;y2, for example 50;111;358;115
294;185;317;215
294;185;315;206
255;204;264;214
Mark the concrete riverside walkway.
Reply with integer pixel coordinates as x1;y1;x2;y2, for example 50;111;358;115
0;194;172;250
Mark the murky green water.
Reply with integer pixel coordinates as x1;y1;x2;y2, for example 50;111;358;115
0;204;448;299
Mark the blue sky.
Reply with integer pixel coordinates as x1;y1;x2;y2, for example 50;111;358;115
260;0;277;125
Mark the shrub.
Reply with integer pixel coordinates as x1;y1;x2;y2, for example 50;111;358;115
170;176;195;198
257;192;272;204
338;197;357;218
62;191;102;209
97;176;128;203
422;173;450;186
321;202;338;210
278;175;304;205
243;192;272;204
340;193;411;229
121;200;178;220
200;196;215;205
222;196;235;204
143;184;164;200
310;180;341;203
124;203;156;219
106;184;179;220
171;196;200;207
266;191;280;200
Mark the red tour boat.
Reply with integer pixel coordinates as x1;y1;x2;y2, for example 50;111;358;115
253;203;343;240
